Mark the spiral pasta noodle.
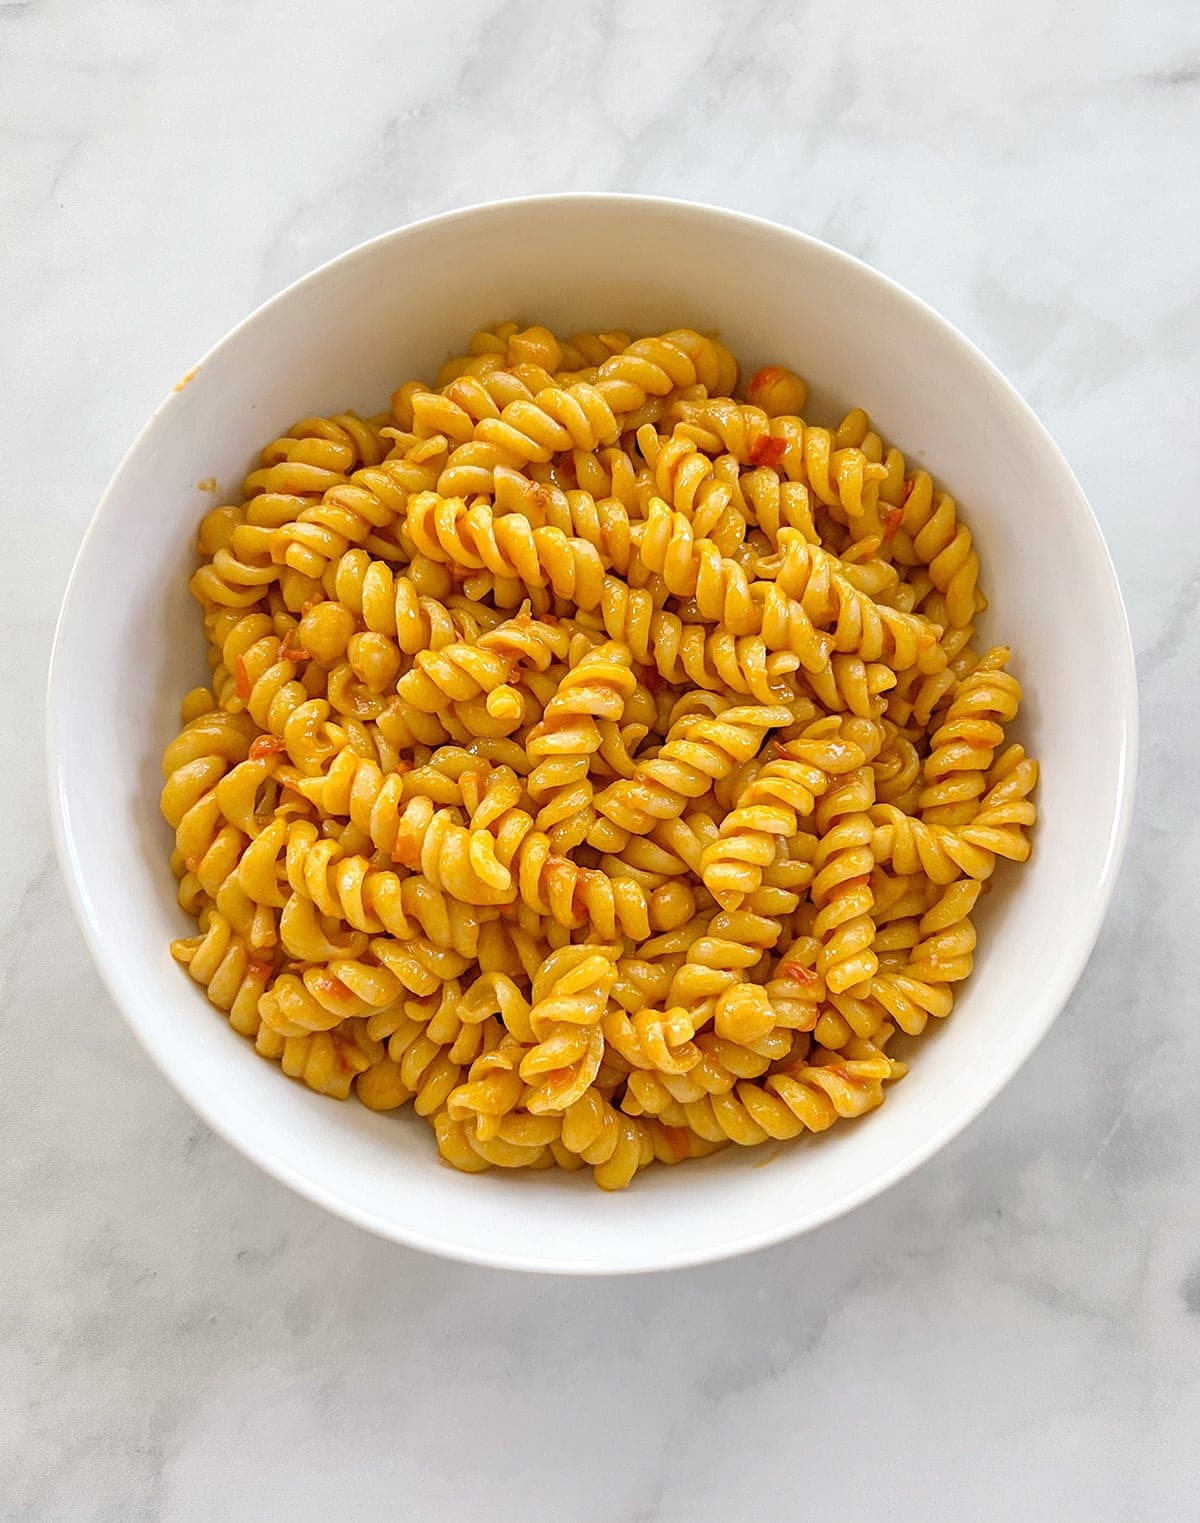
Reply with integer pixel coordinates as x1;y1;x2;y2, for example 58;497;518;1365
163;321;1038;1189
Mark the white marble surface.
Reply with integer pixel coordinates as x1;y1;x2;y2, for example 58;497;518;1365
3;1;1198;1517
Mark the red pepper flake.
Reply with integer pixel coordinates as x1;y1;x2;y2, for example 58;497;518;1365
234;654;251;703
661;1124;690;1161
881;506;904;544
900;478;915;505
779;960;818;986
249;734;287;761
772;741;798;762
247;957;274;981
279;629;312;663
300;596;324;615
825;1065;852;1083
749;433;788;469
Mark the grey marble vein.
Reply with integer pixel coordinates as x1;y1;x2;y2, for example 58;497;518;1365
2;0;1198;1518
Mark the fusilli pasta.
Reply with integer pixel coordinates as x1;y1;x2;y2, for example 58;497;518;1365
164;321;1038;1189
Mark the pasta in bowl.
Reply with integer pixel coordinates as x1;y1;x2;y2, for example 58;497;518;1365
49;198;1134;1269
162;322;1039;1190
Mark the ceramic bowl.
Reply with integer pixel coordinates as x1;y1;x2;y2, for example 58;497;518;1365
48;195;1137;1273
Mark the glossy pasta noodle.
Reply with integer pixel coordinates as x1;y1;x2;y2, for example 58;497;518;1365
162;322;1038;1189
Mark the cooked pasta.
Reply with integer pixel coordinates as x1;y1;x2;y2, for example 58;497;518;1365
163;324;1038;1189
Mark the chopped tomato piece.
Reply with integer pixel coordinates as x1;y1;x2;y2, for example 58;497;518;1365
749;433;788;469
778;960;818;986
249;734;287;760
881;506;904;544
279;629;311;663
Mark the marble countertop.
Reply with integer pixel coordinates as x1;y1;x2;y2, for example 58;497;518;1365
4;1;1198;1517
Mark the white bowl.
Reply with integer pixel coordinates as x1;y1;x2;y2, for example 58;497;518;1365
48;195;1136;1274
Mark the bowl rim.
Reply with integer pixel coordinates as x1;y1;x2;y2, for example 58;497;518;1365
46;192;1139;1274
